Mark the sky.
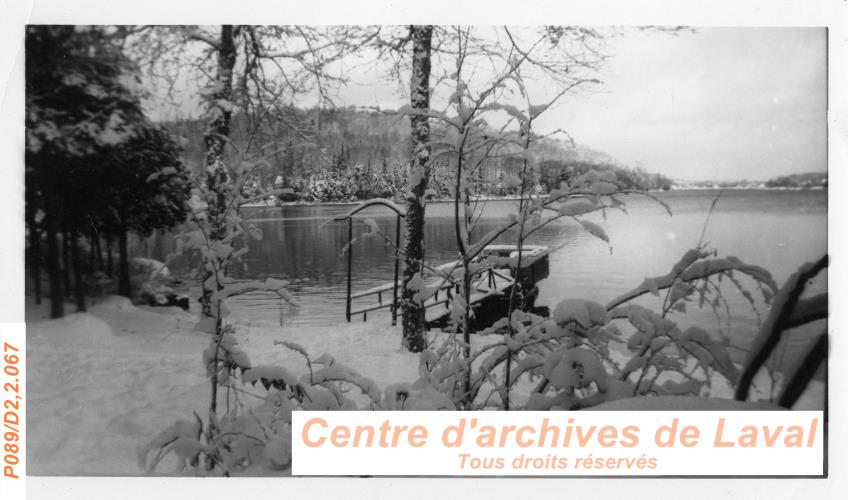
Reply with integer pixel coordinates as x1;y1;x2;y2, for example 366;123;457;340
147;26;827;183
330;27;827;182
554;27;828;182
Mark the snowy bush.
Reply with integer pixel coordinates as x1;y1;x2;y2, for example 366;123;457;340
136;137;306;472
137;335;460;474
140;151;445;474
412;246;787;411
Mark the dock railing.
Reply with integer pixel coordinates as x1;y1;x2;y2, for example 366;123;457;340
346;261;516;326
329;199;549;327
330;199;406;325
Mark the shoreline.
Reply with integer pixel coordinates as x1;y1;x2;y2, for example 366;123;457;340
242;186;827;208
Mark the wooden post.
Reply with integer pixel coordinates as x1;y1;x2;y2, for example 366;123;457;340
391;214;401;326
346;217;353;322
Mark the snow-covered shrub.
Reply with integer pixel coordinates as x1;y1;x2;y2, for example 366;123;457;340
137;141;305;473
415;162;671;407
138;337;460;474
414;246;781;411
307;170;355;201
140;155;439;473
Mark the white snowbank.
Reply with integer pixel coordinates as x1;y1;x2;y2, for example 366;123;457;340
27;301;208;475
26;296;418;475
25;295;824;475
130;257;171;280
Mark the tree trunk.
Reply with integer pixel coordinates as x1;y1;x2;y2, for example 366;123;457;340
200;24;237;318
96;233;103;271
70;229;86;312
106;235;113;276
43;189;63;318
26;205;42;305
91;229;103;272
62;230;71;297
400;25;433;353
88;232;96;271
199;26;239;472
118;220;131;298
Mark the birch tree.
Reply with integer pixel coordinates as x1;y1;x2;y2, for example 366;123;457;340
393;25;612;405
374;26;611;353
401;25;434;352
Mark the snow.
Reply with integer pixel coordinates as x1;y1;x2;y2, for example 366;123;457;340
552;299;609;328
130;257;171;280
543;346;608;392
586;395;783;411
26;296;418;475
25;294;824;475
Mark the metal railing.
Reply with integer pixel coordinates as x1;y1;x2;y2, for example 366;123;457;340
345;262;516;325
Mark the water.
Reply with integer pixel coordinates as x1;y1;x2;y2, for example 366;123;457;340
166;189;827;366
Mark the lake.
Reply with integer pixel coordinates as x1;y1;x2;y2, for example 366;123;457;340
165;189;827;369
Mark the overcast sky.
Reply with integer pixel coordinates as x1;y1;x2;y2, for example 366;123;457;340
560;27;827;182
332;27;827;182
151;26;826;182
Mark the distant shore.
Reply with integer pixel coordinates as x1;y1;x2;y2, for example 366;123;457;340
241;186;826;208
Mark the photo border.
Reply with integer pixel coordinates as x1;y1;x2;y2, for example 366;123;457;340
1;0;843;498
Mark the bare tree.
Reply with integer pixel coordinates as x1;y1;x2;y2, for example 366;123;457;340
199;26;239;317
128;25;374;318
401;25;434;352
126;26;378;469
370;26;613;354
396;26;611;406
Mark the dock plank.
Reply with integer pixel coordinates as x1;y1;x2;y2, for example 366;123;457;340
351;273;514;325
345;245;549;326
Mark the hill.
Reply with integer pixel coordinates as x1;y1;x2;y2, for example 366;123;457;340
161;106;673;202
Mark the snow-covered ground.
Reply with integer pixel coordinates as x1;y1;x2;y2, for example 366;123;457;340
25;295;824;476
26;296;419;475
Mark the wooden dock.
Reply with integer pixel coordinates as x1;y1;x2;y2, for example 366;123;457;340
346;245;551;329
329;199;551;330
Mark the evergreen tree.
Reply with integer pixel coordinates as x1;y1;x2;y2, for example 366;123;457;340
26;25;145;317
103;125;191;297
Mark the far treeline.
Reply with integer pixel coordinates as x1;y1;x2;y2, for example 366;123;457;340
764;172;828;189
684;171;827;189
164;106;674;203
